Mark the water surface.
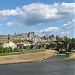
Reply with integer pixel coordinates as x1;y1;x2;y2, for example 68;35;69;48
0;55;75;75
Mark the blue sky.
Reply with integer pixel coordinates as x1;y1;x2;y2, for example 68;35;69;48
0;0;75;38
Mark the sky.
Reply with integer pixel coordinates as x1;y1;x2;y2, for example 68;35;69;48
0;0;75;38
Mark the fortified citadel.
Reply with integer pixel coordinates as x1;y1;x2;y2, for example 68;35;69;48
0;32;75;52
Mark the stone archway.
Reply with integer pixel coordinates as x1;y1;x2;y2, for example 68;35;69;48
56;43;67;53
67;44;75;52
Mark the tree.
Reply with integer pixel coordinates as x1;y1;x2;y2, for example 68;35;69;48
71;38;75;44
0;46;3;53
64;38;71;44
13;40;22;43
51;34;54;37
56;36;59;41
0;42;3;46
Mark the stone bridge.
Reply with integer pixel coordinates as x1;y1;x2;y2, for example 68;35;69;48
56;43;75;52
17;43;75;52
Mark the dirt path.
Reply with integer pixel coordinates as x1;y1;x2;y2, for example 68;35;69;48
0;50;57;64
69;52;75;60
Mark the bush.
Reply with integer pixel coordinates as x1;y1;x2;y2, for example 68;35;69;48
0;46;13;53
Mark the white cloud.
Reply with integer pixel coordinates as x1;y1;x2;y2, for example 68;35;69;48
40;27;59;33
16;3;75;25
58;19;75;36
5;22;15;27
0;9;17;21
63;19;75;30
0;2;74;25
59;31;70;35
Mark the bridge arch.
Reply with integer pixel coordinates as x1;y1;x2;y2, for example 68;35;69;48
56;43;67;53
67;44;75;52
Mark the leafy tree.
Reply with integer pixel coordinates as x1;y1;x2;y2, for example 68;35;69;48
70;38;75;44
13;40;22;43
0;46;3;53
56;35;59;41
64;38;71;44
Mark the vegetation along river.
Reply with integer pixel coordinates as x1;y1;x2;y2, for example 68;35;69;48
0;54;75;75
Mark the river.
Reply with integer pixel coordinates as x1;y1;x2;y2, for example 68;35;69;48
0;54;75;75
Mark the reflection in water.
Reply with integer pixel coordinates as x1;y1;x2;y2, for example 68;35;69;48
0;55;75;75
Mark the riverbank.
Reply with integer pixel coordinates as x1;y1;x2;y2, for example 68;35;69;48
61;52;75;60
0;50;57;64
67;52;75;60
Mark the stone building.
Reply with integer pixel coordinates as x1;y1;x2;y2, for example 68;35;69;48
3;41;16;49
0;35;8;40
0;32;35;41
